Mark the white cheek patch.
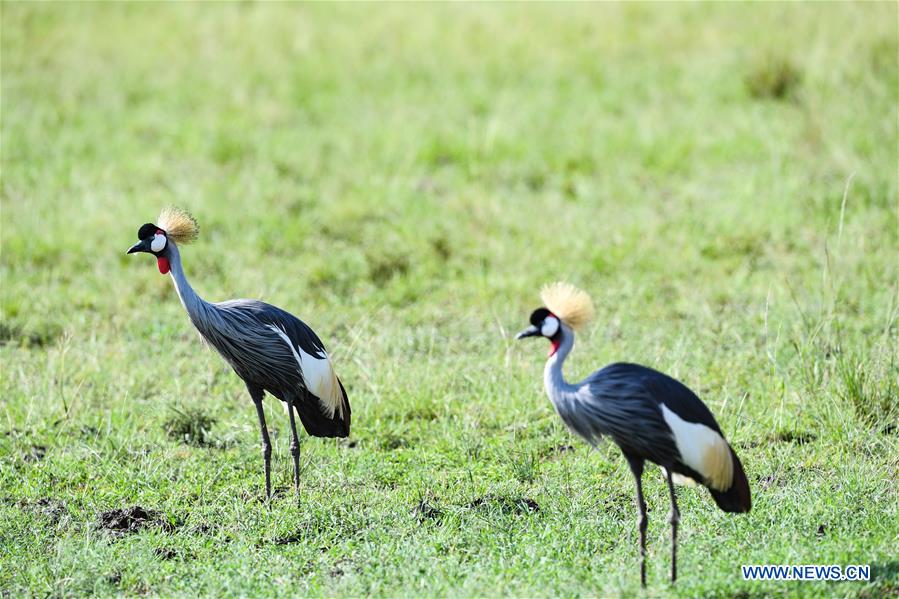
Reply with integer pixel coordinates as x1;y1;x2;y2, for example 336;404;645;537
150;233;167;253
541;316;560;337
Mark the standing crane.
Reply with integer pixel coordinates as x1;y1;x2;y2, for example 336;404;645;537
515;282;750;587
127;207;350;501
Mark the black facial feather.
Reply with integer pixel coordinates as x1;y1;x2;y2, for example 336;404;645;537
137;223;159;240
529;307;551;326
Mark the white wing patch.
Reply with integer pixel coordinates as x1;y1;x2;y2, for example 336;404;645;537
266;324;343;419
660;403;733;491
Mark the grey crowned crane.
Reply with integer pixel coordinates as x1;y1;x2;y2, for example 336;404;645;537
516;283;750;587
127;207;350;501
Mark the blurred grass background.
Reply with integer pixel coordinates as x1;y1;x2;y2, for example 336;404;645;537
1;2;897;597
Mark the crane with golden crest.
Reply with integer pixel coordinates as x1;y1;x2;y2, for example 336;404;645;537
127;207;351;501
516;282;750;587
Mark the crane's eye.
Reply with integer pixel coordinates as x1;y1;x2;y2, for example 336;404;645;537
541;316;559;337
150;233;167;253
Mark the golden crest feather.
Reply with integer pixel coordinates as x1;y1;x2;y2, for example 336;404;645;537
540;282;595;331
157;206;199;245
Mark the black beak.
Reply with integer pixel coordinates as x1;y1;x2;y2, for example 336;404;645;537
515;325;540;340
126;239;150;255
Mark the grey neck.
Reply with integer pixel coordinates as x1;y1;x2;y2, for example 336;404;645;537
166;242;210;326
544;325;578;401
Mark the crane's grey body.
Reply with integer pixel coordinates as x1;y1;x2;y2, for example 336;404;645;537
520;312;750;587
170;245;320;390
129;222;349;501
167;242;348;429
193;298;327;397
169;244;317;394
545;332;680;467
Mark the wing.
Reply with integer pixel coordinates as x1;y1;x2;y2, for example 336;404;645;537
212;300;347;418
570;366;680;466
215;299;328;359
594;362;724;434
191;299;304;393
580;363;735;492
576;362;749;510
207;300;350;437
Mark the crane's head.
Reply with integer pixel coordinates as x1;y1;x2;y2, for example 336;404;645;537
126;207;198;274
516;282;595;356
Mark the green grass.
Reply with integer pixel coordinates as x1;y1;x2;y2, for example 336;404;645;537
2;2;897;597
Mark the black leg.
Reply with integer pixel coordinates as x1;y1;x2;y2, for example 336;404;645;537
665;468;680;584
247;384;271;502
285;395;302;501
626;455;647;588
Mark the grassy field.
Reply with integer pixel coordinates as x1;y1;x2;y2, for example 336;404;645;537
2;3;897;597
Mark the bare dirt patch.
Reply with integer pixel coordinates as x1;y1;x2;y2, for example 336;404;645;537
98;506;174;535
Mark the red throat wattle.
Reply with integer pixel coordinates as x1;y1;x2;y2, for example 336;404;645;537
548;337;561;357
157;257;170;274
